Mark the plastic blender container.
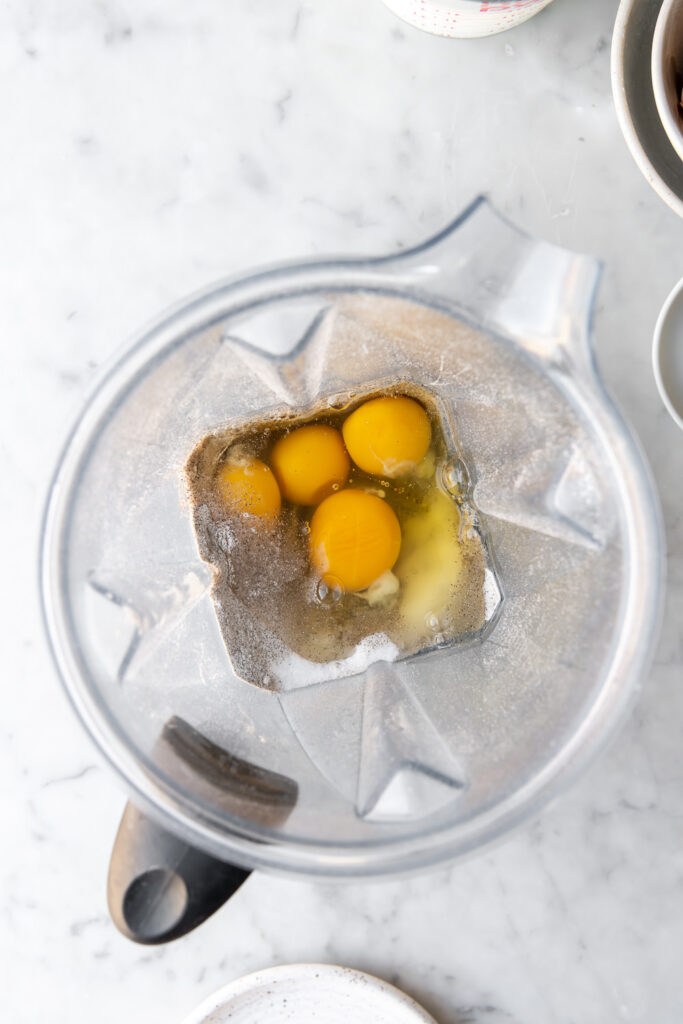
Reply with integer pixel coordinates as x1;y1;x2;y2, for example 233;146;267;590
40;197;664;941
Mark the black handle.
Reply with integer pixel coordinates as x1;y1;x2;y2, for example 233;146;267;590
107;716;298;944
107;802;250;944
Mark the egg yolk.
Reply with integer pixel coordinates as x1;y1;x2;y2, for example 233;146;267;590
216;458;281;521
342;395;431;478
270;424;350;506
310;489;402;593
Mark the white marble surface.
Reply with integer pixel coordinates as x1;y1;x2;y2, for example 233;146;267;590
2;0;683;1021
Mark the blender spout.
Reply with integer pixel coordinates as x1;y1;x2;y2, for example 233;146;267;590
377;196;603;381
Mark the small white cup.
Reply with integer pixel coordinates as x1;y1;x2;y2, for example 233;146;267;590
653;276;683;431
378;0;556;38
652;0;683;160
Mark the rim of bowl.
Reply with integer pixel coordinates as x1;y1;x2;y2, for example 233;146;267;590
651;0;683;161
653;275;683;430
612;0;683;217
179;965;437;1024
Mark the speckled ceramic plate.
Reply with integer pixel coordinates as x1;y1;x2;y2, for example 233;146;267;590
180;965;439;1024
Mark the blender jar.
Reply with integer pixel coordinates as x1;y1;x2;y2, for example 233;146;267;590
40;197;664;939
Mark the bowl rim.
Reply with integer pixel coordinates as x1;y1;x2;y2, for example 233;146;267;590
611;0;683;217
179;965;438;1024
653;274;683;430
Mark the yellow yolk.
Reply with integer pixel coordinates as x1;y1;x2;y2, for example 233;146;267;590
342;395;431;478
216;458;281;521
310;489;402;593
271;424;350;506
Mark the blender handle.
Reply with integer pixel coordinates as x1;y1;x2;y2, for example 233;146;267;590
107;801;250;944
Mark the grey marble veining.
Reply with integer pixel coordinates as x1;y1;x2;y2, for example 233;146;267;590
2;0;683;1022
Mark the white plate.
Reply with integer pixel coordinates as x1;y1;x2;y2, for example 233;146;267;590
180;964;439;1024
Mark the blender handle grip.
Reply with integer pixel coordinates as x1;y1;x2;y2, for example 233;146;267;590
107;801;250;944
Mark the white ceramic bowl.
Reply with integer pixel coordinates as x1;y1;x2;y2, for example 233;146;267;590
653;276;683;430
612;0;683;216
652;0;683;161
378;0;555;38
180;965;438;1024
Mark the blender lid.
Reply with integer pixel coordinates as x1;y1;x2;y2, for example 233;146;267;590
40;197;664;876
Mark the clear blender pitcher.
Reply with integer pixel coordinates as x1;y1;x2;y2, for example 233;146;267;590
40;198;664;942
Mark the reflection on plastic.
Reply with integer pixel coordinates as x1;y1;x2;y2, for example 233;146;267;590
356;662;467;821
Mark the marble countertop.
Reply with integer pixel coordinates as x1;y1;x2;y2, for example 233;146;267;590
2;0;683;1021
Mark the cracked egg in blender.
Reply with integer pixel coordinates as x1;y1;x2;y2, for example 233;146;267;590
186;384;497;689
